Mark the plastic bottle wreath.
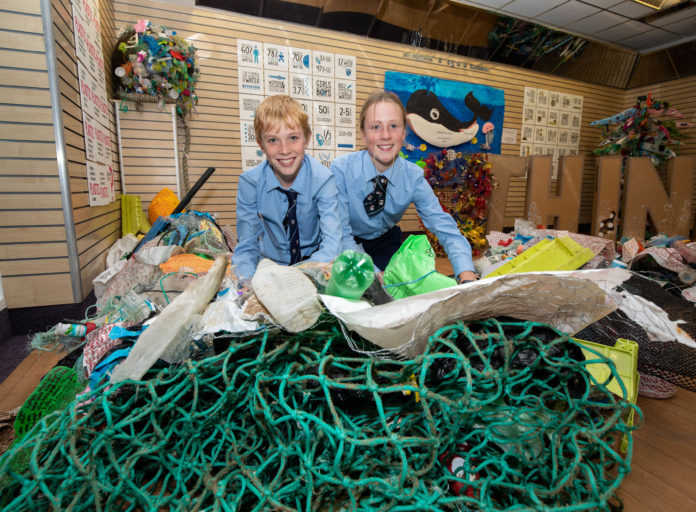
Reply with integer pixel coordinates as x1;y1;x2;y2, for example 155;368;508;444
421;150;494;258
112;19;199;116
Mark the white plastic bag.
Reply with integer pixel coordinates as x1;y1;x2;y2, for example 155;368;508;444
251;259;322;333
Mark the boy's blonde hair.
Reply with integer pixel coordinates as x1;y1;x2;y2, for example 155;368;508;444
254;95;311;142
359;90;407;131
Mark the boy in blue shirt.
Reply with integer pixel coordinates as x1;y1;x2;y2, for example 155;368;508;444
232;95;342;284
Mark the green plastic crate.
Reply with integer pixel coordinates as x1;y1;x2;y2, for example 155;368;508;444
487;237;594;277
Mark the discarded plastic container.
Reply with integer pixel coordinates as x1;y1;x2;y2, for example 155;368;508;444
574;337;639;405
573;337;639;452
486;237;594;278
325;250;375;300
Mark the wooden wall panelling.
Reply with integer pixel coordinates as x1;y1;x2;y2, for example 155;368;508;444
3;274;75;307
113;0;628;237
0;0;122;308
0;0;68;308
115;102;179;211
525;155;584;231
0;243;69;261
53;0;122;305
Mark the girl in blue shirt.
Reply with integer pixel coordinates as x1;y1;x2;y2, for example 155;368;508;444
330;91;476;284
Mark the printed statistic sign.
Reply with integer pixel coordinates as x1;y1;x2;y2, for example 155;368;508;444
237;40;356;170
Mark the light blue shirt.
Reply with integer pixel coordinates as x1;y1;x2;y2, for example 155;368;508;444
330;151;474;275
233;155;342;281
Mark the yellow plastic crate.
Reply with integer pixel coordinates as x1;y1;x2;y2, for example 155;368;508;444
121;194;151;237
487;237;594;277
574;338;639;404
573;337;640;452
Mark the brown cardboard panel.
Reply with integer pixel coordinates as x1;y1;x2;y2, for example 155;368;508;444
526;155;584;231
622;156;694;240
591;156;622;242
487;154;527;232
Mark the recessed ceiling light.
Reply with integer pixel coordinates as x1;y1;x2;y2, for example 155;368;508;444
630;0;684;9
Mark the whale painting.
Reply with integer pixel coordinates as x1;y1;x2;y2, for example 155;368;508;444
385;71;505;161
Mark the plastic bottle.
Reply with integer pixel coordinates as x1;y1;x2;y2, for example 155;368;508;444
325;250;375;300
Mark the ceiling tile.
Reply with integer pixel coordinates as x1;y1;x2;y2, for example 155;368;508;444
535;0;601;26
647;5;696;27
498;0;567;18
592;19;650;41
618;27;679;48
660;15;696;36
565;10;628;33
576;0;623;7
608;0;658;18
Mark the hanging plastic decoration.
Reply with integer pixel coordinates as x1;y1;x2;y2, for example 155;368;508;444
590;93;690;167
421;151;494;258
487;17;587;69
112;19;199;116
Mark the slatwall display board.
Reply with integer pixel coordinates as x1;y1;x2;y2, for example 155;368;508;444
115;102;180;208
113;0;641;232
0;0;121;308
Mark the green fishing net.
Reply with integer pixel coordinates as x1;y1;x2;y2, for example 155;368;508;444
0;317;640;511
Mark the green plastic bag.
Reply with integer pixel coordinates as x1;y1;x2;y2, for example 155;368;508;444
382;235;457;300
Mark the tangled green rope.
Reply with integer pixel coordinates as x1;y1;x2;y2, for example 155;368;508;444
0;317;640;510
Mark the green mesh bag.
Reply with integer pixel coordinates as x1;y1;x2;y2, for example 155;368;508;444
13;366;84;441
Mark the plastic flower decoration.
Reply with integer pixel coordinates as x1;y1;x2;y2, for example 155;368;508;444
590;93;690;168
421;150;494;258
112;19;199;116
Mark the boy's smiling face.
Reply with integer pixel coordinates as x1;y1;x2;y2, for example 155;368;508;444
258;122;309;188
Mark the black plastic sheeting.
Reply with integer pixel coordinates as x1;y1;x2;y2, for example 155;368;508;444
575;273;696;392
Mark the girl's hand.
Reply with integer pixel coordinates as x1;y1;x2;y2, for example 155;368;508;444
457;270;477;284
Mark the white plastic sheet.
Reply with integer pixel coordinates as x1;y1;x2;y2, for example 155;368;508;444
321;271;617;358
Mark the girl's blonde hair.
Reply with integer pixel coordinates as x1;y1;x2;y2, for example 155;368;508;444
359;91;407;131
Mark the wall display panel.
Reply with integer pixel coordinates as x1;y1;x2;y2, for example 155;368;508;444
72;0;114;205
236;39;356;171
0;0;68;308
522;86;582;179
385;71;505;162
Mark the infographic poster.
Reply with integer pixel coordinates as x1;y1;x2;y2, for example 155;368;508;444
384;71;505;165
237;40;356;170
72;0;114;205
520;86;583;178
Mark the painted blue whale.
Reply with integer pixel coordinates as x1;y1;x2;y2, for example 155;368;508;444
406;89;493;147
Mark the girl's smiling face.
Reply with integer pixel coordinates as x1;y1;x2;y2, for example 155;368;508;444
361;100;406;172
